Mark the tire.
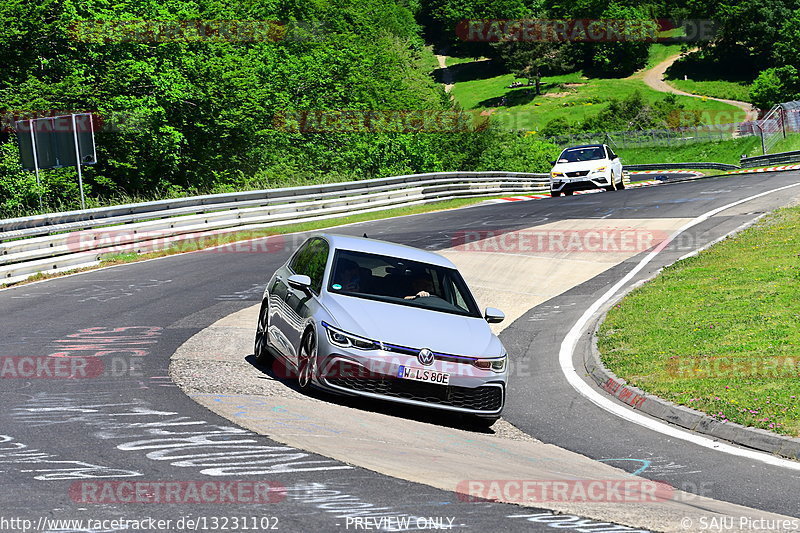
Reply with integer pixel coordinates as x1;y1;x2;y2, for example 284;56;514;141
606;172;618;191
297;328;317;391
254;301;272;364
563;190;573;196
550;189;561;197
617;173;626;189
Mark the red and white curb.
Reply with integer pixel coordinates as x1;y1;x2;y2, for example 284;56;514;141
488;180;660;204
726;164;800;174
628;170;704;177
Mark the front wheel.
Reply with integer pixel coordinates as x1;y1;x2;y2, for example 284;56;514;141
550;190;561;197
254;301;272;364
617;173;626;189
297;329;317;391
603;173;616;192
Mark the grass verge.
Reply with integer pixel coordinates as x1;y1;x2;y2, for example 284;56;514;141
666;78;751;103
645;43;683;69
448;62;745;132
0;194;520;289
598;205;800;437
617;136;762;165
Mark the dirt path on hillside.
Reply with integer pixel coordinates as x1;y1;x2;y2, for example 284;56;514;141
435;54;454;93
638;52;758;121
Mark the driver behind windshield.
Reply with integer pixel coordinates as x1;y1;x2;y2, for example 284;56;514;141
404;271;435;300
334;259;361;292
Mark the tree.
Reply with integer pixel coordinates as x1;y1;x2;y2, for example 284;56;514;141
496;41;573;94
585;3;655;76
750;66;800;111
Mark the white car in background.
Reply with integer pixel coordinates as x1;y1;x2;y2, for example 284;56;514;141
549;144;624;197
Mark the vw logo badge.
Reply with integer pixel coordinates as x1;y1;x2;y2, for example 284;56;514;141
417;348;434;366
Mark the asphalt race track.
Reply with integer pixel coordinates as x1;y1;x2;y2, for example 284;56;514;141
2;172;800;532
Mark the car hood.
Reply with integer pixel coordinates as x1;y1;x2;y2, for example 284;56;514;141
322;293;504;358
551;160;609;173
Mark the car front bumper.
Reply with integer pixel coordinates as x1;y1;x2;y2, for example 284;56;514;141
550;173;611;193
312;341;506;416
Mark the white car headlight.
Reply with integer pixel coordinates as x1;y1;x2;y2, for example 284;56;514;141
591;166;607;173
322;322;380;350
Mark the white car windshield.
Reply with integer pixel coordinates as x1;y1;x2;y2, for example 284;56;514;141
558;146;606;163
328;249;482;318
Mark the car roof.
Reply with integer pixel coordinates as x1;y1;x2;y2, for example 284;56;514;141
320;233;456;269
562;144;606;151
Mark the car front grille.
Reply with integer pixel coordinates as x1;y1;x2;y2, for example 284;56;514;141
325;361;503;412
566;170;590;177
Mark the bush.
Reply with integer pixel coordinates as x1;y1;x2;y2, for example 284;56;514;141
540;116;576;138
476;131;559;173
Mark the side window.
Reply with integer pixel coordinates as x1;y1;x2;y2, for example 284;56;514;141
289;240;312;275
289;238;329;294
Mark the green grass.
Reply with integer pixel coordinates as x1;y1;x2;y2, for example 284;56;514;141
770;133;800;154
617;136;761;165
666;79;751;103
598;206;800;437
645;43;683;69
448;62;746;132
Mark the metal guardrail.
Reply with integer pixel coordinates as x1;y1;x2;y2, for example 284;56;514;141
0;172;539;238
739;150;800;168
623;162;739;172
0;171;548;285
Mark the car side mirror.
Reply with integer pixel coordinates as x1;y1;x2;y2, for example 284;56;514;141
484;307;505;324
287;274;312;291
611;154;619;159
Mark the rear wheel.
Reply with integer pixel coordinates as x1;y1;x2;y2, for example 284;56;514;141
297;329;317;391
254;301;272;364
550;189;561;197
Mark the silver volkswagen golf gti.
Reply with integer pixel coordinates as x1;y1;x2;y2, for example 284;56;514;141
254;233;508;423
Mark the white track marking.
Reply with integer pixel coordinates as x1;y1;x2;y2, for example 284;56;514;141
559;182;800;471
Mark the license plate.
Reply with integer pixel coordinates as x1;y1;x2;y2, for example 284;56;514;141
397;365;450;385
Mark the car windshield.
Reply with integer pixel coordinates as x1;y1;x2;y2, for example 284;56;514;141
558;146;605;163
328;249;482;318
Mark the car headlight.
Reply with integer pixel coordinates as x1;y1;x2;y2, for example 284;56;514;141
472;354;507;373
591;166;607;173
551;172;564;178
321;322;380;350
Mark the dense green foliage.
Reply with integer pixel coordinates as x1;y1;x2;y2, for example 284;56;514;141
3;0;800;217
0;0;563;217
